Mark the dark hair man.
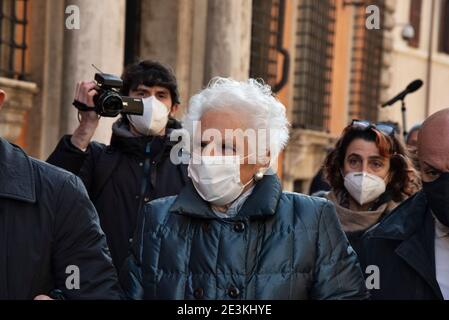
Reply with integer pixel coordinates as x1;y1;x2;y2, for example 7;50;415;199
47;60;188;272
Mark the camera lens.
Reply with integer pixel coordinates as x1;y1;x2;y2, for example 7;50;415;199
98;91;123;117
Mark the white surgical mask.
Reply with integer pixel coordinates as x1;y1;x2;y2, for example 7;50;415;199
128;96;170;136
188;155;254;206
343;172;386;206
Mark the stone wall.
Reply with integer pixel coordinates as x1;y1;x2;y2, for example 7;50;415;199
0;78;37;142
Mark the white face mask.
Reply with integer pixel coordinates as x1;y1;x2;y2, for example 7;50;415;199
188;155;254;206
343;172;386;206
128;96;170;136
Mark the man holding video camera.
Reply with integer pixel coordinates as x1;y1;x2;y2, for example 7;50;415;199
48;60;188;273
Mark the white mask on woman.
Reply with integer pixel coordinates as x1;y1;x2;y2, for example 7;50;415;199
128;96;170;136
188;155;254;206
343;172;386;205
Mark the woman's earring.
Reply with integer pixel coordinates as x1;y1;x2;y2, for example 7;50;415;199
254;170;264;181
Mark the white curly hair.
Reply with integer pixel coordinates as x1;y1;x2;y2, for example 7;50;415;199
182;77;290;160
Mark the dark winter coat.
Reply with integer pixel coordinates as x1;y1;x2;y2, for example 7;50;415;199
0;138;120;299
120;173;368;300
359;191;445;300
47;118;188;271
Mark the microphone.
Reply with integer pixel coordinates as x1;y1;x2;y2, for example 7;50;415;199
381;79;423;107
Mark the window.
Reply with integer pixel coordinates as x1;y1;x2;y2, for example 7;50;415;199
408;0;422;48
0;0;29;80
349;0;385;122
292;0;335;131
439;0;449;54
250;0;282;88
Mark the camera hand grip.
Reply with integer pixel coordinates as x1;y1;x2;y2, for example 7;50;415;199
72;100;95;112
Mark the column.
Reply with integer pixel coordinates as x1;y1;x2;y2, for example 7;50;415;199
61;0;126;145
203;0;253;82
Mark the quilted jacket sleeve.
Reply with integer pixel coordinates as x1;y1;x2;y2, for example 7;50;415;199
310;200;369;300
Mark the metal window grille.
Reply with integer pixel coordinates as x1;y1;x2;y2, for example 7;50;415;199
348;0;385;122
408;0;422;48
250;0;281;88
292;0;335;131
0;0;28;80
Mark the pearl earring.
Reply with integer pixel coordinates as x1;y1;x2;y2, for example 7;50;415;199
254;170;264;181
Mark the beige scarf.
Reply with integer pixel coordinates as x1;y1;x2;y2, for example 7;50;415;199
325;191;399;233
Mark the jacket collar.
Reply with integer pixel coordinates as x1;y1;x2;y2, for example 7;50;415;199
368;191;428;240
110;117;182;161
395;214;444;299
169;173;282;220
0;138;36;203
368;191;444;299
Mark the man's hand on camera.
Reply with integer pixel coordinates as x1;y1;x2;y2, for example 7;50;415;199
71;81;100;151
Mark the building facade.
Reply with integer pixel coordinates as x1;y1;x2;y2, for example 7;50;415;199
380;0;449;132
1;0;448;193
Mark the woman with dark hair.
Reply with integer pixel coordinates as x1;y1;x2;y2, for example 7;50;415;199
322;120;420;254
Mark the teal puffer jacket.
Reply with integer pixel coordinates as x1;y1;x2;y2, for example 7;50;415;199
120;174;368;300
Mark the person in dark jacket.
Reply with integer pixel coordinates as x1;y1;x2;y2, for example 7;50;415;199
47;61;189;272
321;120;420;255
405;123;421;151
120;78;368;300
0;90;120;300
359;108;449;300
308;167;331;195
405;123;422;171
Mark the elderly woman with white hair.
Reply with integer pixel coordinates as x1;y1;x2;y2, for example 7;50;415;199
120;78;368;300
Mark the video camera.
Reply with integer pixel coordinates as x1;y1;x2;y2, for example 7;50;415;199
73;73;143;117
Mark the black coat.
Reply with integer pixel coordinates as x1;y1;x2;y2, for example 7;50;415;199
47;119;189;272
359;191;444;300
0;138;121;300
